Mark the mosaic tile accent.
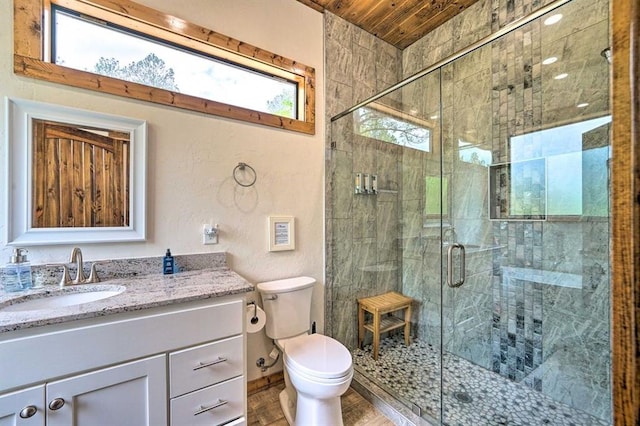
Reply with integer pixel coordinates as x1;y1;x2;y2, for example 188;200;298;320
353;336;609;425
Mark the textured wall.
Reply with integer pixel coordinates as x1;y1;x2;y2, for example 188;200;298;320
0;0;324;382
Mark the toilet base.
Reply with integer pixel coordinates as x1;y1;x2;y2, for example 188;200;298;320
293;392;344;426
279;388;296;426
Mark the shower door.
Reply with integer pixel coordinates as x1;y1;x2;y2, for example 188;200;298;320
441;0;611;424
327;0;611;423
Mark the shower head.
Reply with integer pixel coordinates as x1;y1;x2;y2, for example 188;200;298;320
601;48;611;64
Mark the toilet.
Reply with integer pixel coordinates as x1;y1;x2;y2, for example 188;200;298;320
257;276;353;426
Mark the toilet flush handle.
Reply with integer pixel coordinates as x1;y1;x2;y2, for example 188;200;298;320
264;294;278;301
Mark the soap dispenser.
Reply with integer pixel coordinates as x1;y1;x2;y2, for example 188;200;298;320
2;248;33;292
163;249;175;275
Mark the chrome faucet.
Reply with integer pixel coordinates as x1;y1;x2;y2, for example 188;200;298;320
60;247;100;287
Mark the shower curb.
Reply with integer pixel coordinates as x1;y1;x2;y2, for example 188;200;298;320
351;370;435;426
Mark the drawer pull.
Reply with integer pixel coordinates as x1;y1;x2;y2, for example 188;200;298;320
19;405;38;418
193;357;227;370
48;398;65;411
194;399;228;416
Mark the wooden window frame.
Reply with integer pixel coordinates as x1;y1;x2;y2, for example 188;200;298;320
13;0;316;134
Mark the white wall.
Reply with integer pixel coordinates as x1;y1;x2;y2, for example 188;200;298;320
0;0;325;381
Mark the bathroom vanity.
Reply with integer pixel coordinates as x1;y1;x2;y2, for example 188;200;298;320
0;267;253;426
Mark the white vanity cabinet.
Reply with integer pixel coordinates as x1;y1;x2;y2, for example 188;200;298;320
0;295;247;426
0;357;165;426
169;336;245;425
0;385;45;426
45;355;166;426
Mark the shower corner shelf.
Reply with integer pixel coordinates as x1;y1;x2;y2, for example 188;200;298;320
357;291;413;360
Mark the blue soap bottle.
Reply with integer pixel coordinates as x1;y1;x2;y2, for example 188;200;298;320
163;249;174;275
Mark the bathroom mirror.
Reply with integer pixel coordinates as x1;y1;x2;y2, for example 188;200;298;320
5;97;147;245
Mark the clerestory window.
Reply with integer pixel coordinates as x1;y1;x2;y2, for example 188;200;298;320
14;0;316;134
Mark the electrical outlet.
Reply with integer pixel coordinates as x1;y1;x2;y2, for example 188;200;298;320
202;224;219;245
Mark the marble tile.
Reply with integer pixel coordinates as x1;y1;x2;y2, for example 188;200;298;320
376;201;399;263
353;44;376;87
324;12;353;50
327;83;355;132
326;37;354;86
400;151;426;201
331;218;353;288
374;42;402;90
453;0;493;50
330;150;354;219
402;23;454;77
540;0;608;44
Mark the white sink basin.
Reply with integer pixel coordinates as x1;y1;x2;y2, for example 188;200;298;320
1;285;126;312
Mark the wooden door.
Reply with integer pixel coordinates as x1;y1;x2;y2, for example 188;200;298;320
31;120;129;228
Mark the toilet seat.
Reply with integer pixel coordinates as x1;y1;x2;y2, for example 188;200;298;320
283;334;352;380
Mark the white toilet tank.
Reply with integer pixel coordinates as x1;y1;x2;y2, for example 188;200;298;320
256;276;315;340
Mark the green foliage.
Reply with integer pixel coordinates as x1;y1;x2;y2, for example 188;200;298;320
266;90;295;118
93;53;179;91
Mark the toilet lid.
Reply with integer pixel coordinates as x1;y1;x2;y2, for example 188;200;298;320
284;334;352;379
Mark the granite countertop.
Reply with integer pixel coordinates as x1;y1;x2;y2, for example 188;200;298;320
0;267;254;333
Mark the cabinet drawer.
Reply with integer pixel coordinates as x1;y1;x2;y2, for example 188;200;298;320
1;297;243;393
170;376;244;426
170;335;243;397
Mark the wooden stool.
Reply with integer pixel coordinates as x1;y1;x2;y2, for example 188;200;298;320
357;291;413;360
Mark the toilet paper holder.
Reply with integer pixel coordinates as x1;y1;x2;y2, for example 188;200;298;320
247;301;259;325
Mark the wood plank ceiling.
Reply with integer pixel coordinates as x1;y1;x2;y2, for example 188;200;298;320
296;0;481;49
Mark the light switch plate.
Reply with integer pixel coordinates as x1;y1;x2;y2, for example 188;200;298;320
203;224;218;245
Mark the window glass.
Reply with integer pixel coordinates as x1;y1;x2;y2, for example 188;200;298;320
355;106;431;152
509;115;611;216
53;8;297;118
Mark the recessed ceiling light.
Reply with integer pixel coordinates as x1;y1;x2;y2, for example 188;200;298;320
554;73;568;80
542;57;558;65
544;14;563;26
577;103;589;108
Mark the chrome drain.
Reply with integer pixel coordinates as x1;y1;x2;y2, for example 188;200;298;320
453;391;473;403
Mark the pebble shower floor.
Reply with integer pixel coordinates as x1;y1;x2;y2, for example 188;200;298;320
352;336;608;426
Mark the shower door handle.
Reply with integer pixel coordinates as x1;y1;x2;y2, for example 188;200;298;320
446;243;466;288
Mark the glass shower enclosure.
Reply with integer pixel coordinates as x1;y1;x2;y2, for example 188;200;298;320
327;0;611;424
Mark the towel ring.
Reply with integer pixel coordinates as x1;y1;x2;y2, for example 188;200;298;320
233;162;257;187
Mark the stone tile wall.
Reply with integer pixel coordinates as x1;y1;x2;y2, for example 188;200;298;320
326;0;611;420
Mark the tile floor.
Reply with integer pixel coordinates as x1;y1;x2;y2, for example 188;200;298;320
247;382;394;426
352;336;609;426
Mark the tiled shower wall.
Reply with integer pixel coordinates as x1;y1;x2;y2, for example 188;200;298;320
324;11;403;349
326;0;611;420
